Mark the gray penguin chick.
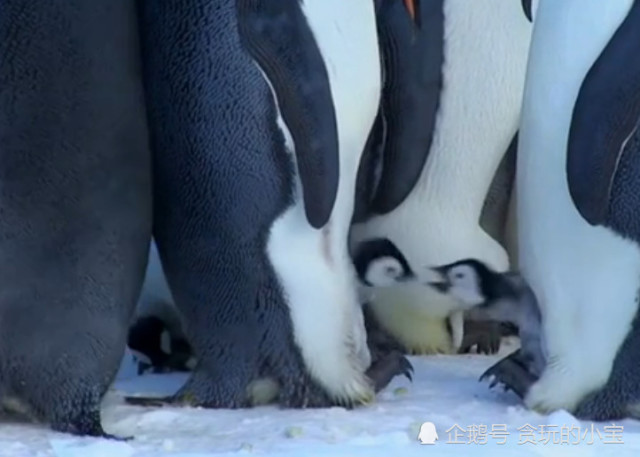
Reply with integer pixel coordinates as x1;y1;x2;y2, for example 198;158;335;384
427;258;546;397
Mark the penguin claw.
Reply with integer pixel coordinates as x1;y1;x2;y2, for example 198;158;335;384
366;350;414;393
479;351;538;399
400;356;414;381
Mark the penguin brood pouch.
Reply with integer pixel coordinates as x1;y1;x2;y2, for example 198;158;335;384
0;1;152;437
131;0;409;409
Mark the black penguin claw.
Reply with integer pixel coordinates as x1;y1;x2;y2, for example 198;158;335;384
367;350;414;393
479;352;538;399
400;355;414;381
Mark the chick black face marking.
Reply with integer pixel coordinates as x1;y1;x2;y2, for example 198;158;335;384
352;238;415;287
427;259;494;307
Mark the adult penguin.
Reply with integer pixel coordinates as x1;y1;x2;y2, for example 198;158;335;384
350;0;533;355
0;0;151;437
133;0;415;409
506;0;640;420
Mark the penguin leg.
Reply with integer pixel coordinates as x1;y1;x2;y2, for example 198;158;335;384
275;369;333;409
269;333;335;409
363;303;407;355
257;281;335;409
366;351;414;393
479;349;538;398
571;316;640;421
458;320;504;355
52;408;132;441
361;304;413;391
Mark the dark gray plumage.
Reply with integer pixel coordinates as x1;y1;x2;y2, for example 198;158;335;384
0;0;151;437
131;0;408;410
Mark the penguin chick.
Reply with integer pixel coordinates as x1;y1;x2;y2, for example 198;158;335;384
351;238;505;356
127;315;196;376
352;238;415;287
427;258;546;397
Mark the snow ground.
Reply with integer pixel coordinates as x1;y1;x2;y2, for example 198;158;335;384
2;338;640;457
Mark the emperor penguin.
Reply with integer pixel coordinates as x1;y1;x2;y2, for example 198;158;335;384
0;0;151;437
515;0;640;420
350;0;534;355
135;0;412;409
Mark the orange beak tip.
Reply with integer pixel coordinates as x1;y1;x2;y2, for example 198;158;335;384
403;0;416;20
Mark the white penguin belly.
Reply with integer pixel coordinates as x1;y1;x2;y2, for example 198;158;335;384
517;0;638;414
266;0;382;403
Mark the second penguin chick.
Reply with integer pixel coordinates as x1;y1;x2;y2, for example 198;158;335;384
352;238;507;355
427;258;546;395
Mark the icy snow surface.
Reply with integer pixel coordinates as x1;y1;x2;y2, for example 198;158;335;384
1;338;639;456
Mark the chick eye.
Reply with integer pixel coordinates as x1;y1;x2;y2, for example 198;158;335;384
455;273;464;279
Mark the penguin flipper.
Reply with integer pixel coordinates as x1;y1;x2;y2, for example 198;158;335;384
566;2;640;227
235;0;339;229
369;0;444;215
520;0;533;22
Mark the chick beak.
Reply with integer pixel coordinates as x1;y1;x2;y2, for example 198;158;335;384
426;266;450;293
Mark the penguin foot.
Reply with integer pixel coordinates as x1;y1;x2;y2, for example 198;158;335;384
123;395;175;407
366;350;414;393
459;320;503;355
125;388;232;408
52;410;132;440
479;350;538;398
277;370;333;409
125;378;250;409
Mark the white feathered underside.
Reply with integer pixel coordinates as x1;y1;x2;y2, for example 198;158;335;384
517;0;639;414
266;0;382;403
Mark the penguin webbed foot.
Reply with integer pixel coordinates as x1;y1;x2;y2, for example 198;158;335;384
266;335;334;408
366;350;414;393
278;376;333;409
459;320;505;355
479;349;538;398
52;409;132;441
